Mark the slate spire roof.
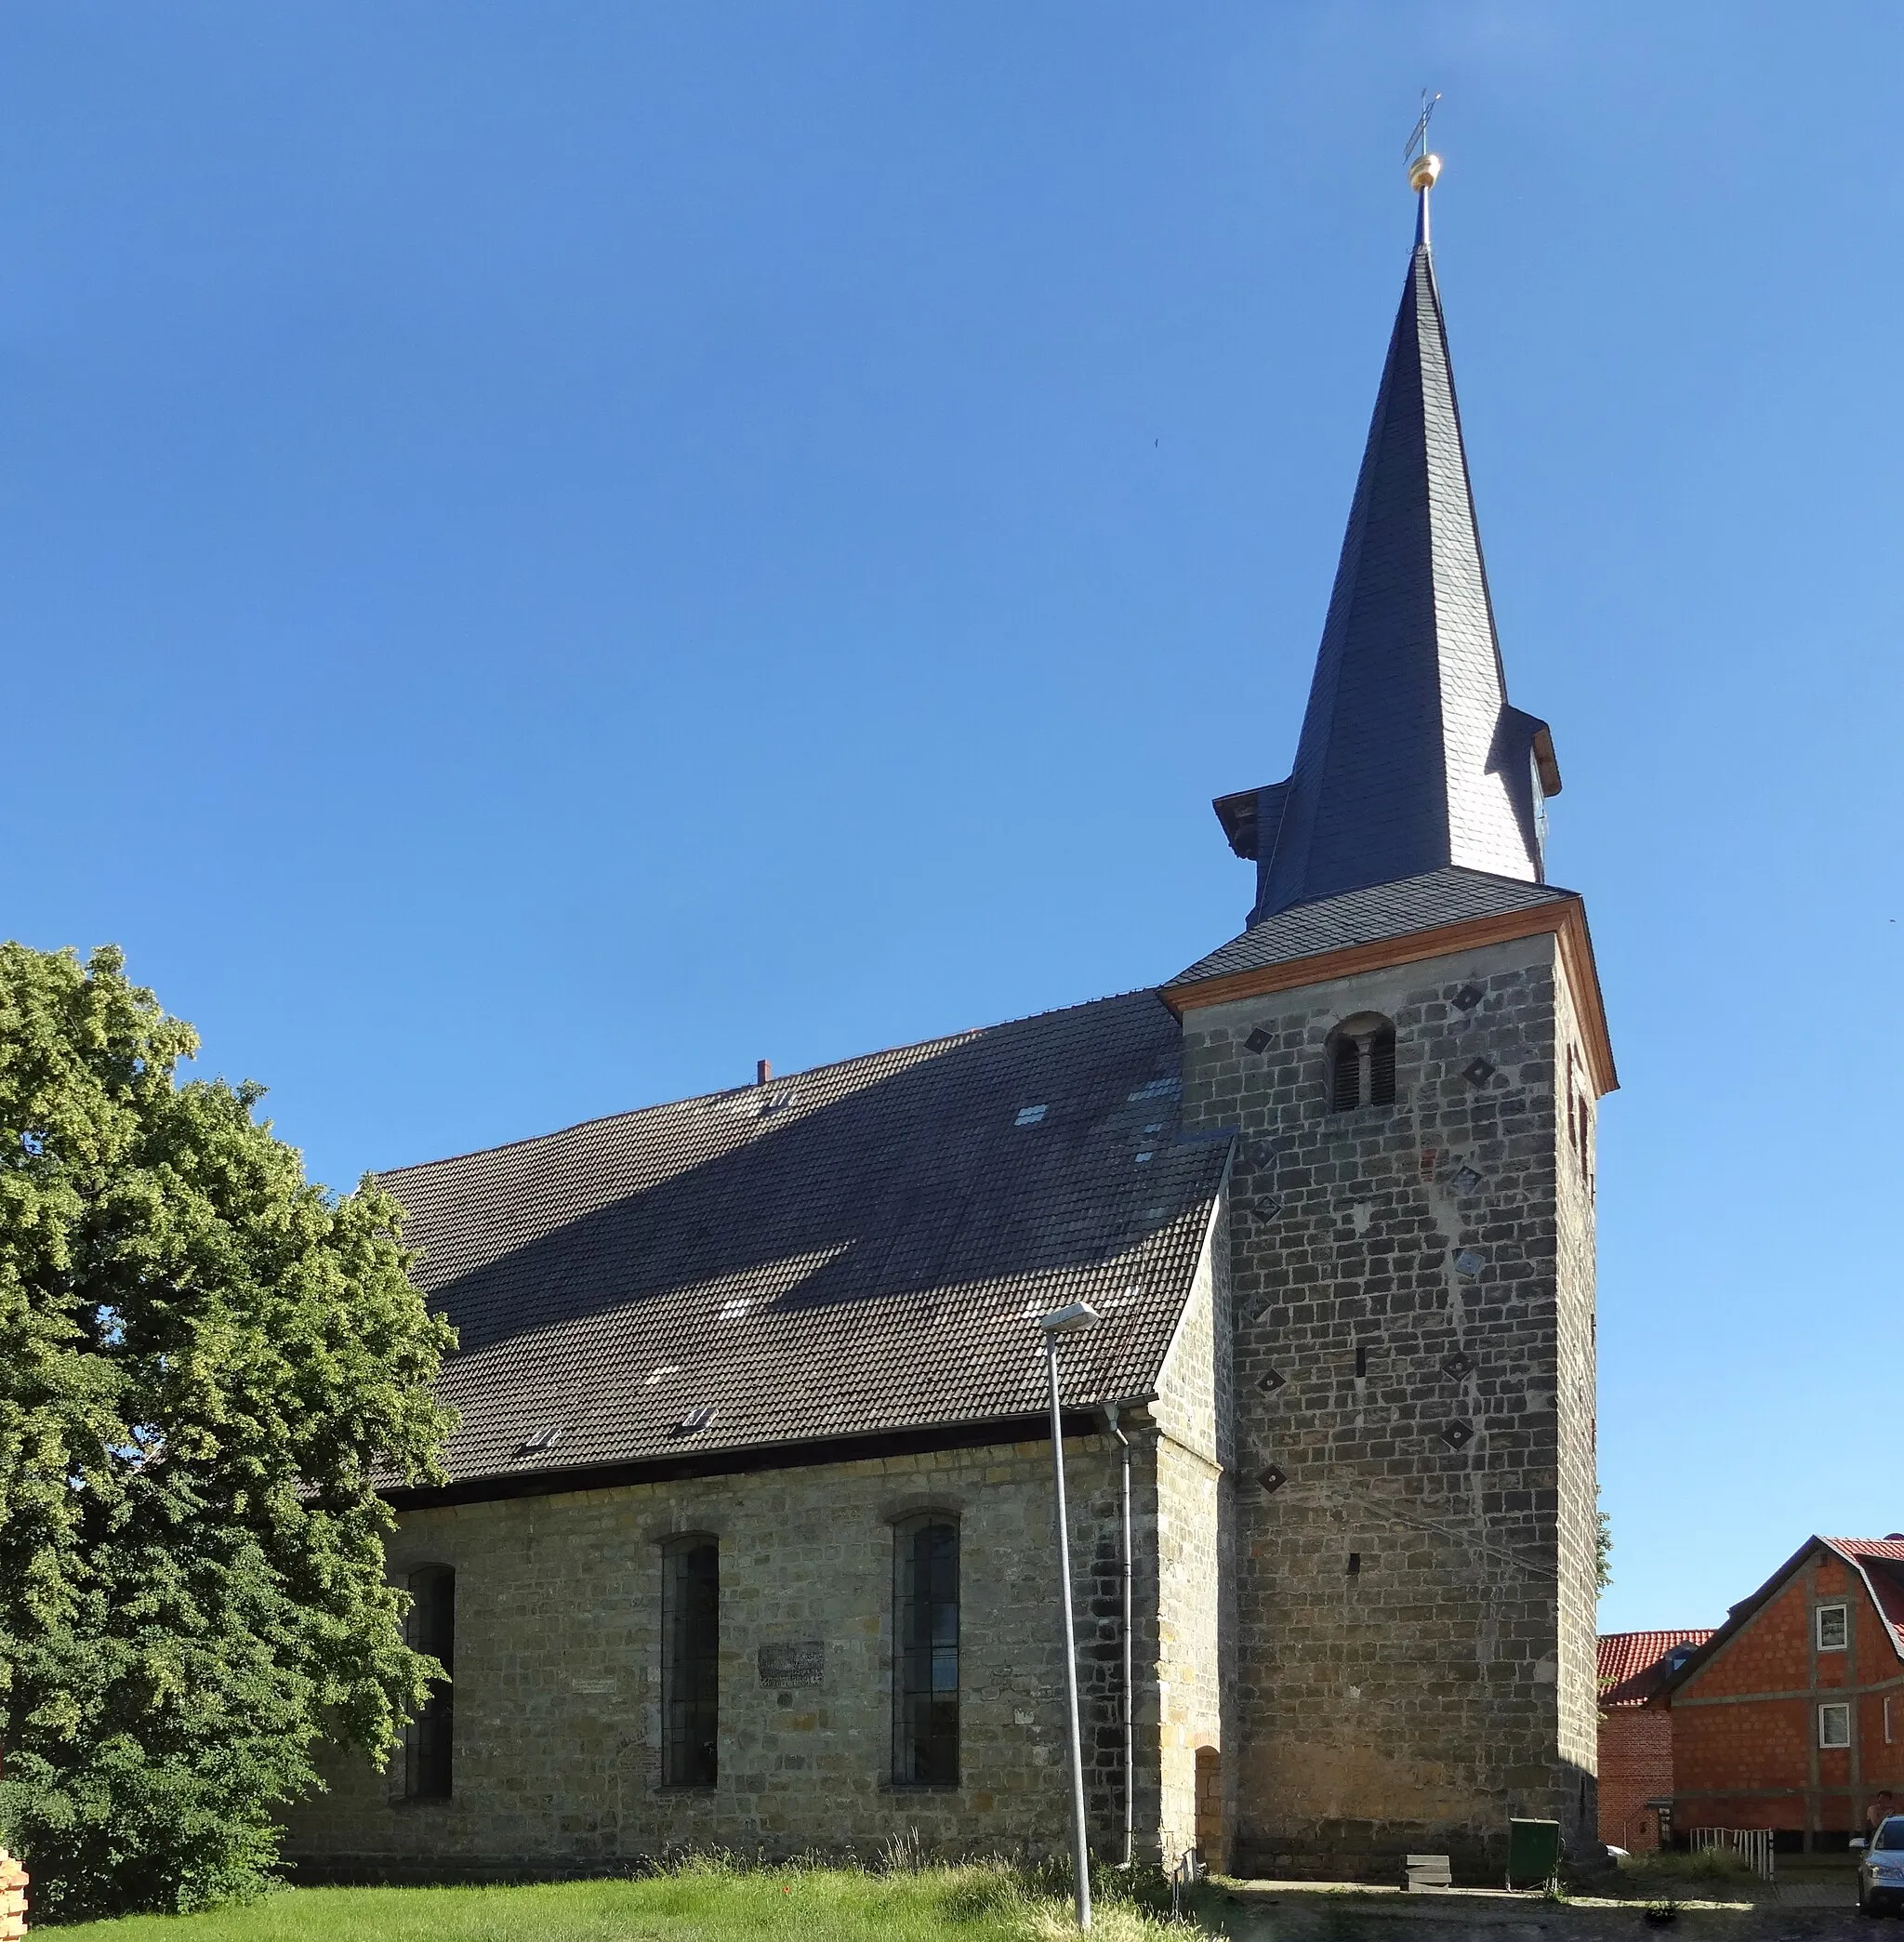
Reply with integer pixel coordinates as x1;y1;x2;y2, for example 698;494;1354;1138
1213;206;1561;924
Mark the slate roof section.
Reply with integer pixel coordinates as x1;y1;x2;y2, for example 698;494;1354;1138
1220;234;1555;925
1165;866;1576;991
1597;1630;1713;1709
382;990;1232;1494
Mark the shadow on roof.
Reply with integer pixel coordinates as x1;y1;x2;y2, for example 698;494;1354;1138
388;988;1220;1362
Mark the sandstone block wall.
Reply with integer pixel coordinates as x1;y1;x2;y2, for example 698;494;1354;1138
0;1853;25;1942
282;1426;1175;1879
1151;1201;1236;1869
1177;931;1600;1880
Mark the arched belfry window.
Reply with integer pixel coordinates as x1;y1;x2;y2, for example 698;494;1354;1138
1327;1015;1397;1113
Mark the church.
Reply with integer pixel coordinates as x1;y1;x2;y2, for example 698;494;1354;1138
284;155;1613;1885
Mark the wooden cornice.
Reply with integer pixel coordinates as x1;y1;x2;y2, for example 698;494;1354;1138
1163;897;1618;1098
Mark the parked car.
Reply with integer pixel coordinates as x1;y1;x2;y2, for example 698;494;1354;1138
1856;1816;1904;1917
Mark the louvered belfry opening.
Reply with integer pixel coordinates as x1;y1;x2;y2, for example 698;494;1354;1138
1327;1016;1396;1112
1329;1034;1363;1112
892;1514;959;1787
403;1565;456;1800
662;1538;720;1786
1368;1024;1396;1104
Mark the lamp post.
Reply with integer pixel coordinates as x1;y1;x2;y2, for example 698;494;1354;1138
1039;1299;1100;1931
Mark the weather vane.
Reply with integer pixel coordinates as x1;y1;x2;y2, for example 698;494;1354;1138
1404;89;1443;242
1404;89;1441;165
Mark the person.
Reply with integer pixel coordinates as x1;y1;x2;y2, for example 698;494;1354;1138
1871;1790;1897;1833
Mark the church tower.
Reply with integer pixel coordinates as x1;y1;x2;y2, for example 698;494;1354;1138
1164;150;1614;1878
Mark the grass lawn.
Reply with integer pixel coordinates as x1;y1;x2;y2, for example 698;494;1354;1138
46;1863;1189;1942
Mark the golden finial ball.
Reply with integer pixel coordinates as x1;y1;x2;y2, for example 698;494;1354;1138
1408;151;1442;193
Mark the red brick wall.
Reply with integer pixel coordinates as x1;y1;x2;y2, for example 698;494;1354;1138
1672;1551;1904;1838
1598;1704;1673;1850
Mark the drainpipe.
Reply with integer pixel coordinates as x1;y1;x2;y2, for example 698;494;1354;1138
1103;1402;1135;1869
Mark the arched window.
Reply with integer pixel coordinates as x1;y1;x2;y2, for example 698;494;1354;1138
1326;1014;1396;1112
892;1514;959;1787
403;1565;455;1800
661;1536;720;1787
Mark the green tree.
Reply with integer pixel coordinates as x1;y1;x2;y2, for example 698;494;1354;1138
1595;1498;1613;1594
0;944;456;1920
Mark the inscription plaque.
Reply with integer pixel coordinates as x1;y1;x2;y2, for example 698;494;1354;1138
757;1641;825;1689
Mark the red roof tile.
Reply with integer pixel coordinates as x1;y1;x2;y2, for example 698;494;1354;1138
1823;1539;1904;1657
1824;1537;1904;1564
1597;1629;1713;1707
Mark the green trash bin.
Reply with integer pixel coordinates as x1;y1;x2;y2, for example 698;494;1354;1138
1507;1817;1562;1891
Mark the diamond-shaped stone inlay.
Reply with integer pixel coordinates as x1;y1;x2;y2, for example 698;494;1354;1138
1258;1464;1288;1492
1441;1351;1474;1381
1440;1420;1474;1449
1244;1027;1272;1055
1462;1056;1496;1086
1249;1196;1284;1224
1453;983;1485;1011
1452;1165;1484;1196
1257;1367;1287;1394
1453;1248;1484;1277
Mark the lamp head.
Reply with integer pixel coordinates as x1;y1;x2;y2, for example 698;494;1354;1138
1039;1300;1101;1336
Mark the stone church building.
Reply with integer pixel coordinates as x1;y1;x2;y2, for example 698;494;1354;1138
284;169;1615;1884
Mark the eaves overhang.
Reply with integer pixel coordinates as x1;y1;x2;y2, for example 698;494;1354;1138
379;1406;1139;1514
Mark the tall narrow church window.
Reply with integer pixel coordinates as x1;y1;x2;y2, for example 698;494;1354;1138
662;1538;720;1786
1327;1016;1396;1112
403;1565;455;1801
892;1514;959;1787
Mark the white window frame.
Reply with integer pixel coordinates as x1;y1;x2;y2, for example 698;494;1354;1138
1817;1604;1848;1651
1818;1702;1851;1750
1885;1696;1894;1746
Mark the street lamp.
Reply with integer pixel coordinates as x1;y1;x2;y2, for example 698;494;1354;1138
1039;1298;1100;1932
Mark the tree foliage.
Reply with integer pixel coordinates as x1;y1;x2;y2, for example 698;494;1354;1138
0;944;456;1920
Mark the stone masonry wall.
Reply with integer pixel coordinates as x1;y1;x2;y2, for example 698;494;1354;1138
1150;1198;1235;1869
1176;931;1601;1881
283;1424;1187;1878
1551;955;1603;1801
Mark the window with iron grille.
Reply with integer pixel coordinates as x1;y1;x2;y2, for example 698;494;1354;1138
662;1538;720;1787
1819;1702;1851;1749
1327;1016;1397;1112
892;1515;959;1787
403;1565;455;1800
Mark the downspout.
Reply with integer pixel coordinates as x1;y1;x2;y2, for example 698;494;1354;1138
1103;1402;1135;1869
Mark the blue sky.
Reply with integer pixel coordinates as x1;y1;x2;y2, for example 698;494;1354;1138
5;3;1900;1637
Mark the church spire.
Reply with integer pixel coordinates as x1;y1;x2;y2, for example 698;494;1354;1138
1213;148;1560;924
